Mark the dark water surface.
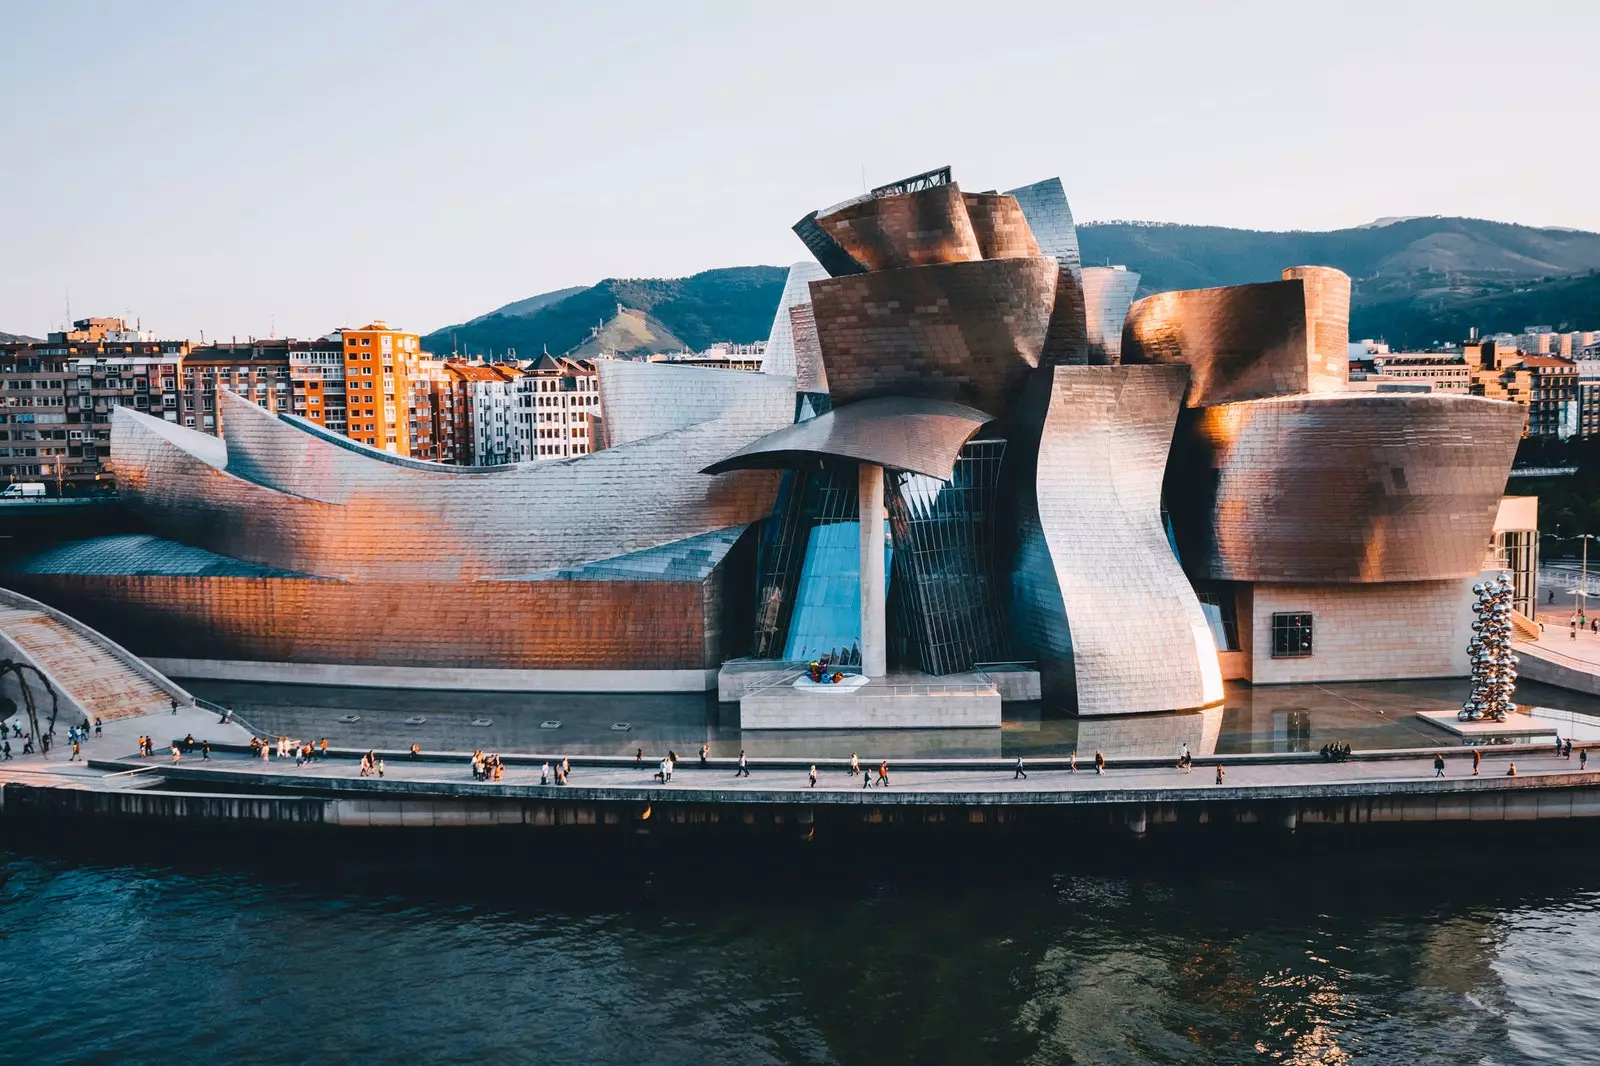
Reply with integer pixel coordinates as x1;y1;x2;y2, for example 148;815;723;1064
2;831;1598;1065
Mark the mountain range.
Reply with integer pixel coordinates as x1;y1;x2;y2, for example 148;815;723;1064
422;267;786;360
427;217;1600;360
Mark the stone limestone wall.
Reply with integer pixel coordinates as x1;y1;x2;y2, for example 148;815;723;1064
1247;579;1475;685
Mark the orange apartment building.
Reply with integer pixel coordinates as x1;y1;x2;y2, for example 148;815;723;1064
340;321;424;455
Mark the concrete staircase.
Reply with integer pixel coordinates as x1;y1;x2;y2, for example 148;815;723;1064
0;604;175;721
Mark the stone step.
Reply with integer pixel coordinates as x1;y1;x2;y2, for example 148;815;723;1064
0;605;173;721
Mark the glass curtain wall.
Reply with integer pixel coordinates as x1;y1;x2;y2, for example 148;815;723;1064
886;439;1011;675
750;462;890;665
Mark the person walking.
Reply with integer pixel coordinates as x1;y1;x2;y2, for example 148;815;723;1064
1014;757;1027;780
94;717;102;738
201;740;210;761
1069;749;1077;773
1472;748;1482;776
1;739;10;761
171;744;181;763
170;697;179;715
1434;753;1446;777
376;758;385;778
410;743;420;762
540;761;551;784
635;748;643;769
700;743;709;769
1582;750;1590;771
1566;739;1574;759
735;750;750;778
1094;750;1106;776
1215;765;1225;785
808;764;818;788
849;752;860;777
663;757;673;784
876;760;890;788
69;740;80;762
862;762;873;789
320;737;328;760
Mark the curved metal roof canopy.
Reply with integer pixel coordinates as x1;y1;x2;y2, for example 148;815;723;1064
701;396;993;481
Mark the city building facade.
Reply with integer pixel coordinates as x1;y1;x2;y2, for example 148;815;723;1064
1468;342;1580;438
0;318;187;490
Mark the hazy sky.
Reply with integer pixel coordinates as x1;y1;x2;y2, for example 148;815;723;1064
2;1;1595;341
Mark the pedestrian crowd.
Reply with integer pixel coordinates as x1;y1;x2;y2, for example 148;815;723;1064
471;750;505;782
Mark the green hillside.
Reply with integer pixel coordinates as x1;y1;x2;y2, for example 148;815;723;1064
423;267;786;359
1078;217;1600;305
1353;271;1600;348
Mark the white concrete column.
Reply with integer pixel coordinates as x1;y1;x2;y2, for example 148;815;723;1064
858;462;887;678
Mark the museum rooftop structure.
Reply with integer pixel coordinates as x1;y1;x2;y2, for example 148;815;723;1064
3;166;1526;725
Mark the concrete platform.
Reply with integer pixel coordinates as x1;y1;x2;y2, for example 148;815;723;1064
740;671;1001;730
1416;709;1558;739
717;660;1041;704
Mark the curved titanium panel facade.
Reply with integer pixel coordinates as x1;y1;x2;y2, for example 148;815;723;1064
760;260;831;378
1004;177;1081;278
1169;393;1523;583
1011;364;1222;715
1082;266;1141;364
702;397;992;480
1282;265;1351;392
809;257;1059;419
962;193;1041;259
596;359;796;448
115;391;788;581
814;184;983;271
1042;265;1089;366
1121;276;1351;406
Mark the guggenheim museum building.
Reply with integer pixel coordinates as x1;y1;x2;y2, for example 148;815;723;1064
6;167;1527;721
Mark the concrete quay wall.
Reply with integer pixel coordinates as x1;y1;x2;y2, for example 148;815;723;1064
8;769;1600;836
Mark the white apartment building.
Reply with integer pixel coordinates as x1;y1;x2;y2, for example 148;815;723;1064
525;355;599;459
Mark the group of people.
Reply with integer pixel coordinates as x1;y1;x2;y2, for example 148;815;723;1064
248;735;328;764
358;749;385;777
471;750;506;781
1319;742;1354;763
539;757;571;785
1569;610;1598;639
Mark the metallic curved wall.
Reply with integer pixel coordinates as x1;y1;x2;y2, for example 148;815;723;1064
1121;280;1312;406
703;396;992;480
814;184;983;271
1011;363;1223;715
808;257;1059;419
1004;178;1081;279
789;303;827;394
759;260;831;378
962;192;1041;260
1082;266;1141;365
1282;265;1351;392
114;390;788;582
1169;393;1524;583
596;359;795;448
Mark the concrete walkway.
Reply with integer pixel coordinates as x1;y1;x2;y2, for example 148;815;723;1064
85;742;1594;801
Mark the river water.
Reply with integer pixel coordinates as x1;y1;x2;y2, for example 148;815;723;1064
2;832;1597;1065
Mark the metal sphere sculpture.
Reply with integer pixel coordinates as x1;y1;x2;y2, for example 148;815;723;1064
1461;573;1518;722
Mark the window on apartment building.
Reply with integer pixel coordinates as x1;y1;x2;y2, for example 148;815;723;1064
1271;613;1314;658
